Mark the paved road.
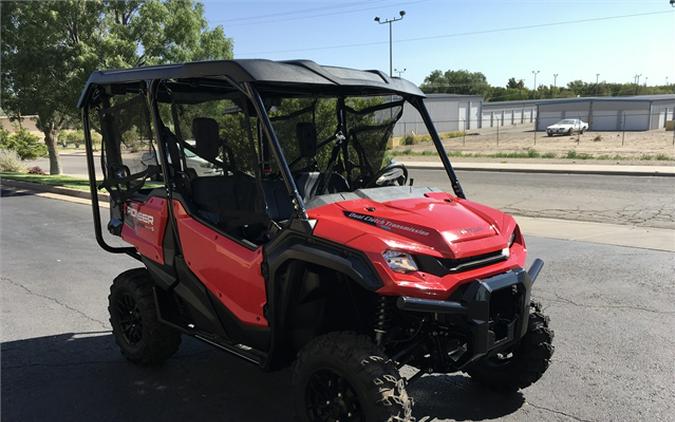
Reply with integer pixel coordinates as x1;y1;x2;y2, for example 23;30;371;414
2;191;674;421
28;154;675;229
410;169;675;230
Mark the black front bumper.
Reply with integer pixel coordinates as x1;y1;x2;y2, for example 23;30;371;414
397;259;544;364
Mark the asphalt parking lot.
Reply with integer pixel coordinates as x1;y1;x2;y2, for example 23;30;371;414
1;190;674;422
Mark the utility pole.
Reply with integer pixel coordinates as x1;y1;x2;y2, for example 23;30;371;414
553;73;559;88
374;11;406;77
634;74;642;94
394;68;407;78
531;70;540;90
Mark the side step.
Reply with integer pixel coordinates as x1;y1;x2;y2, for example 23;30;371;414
193;334;266;365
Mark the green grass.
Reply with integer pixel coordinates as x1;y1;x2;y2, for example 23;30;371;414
0;172;92;191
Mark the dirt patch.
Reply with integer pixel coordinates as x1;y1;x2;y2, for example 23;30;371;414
391;126;675;161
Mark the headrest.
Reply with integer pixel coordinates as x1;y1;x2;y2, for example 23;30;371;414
192;117;221;161
296;122;317;159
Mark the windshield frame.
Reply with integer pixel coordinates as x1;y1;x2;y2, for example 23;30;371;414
248;83;466;220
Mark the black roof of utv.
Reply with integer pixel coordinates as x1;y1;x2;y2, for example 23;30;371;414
77;59;424;107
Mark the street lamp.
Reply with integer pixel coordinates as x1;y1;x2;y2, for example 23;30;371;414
394;68;407;78
374;10;406;77
553;73;559;88
595;73;600;84
531;70;540;90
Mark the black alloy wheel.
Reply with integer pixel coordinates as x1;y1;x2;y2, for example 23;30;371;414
115;293;143;345
306;369;363;422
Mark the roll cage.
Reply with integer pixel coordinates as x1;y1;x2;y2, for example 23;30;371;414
78;60;465;257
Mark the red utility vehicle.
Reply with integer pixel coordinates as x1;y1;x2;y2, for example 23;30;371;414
79;60;553;422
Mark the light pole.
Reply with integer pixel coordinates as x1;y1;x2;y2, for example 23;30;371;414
666;76;670;86
644;76;648;86
595;73;600;84
394;68;407;78
553;73;559;88
374;10;406;77
531;70;540;90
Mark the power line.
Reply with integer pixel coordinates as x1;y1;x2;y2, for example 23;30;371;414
211;0;428;27
208;1;371;24
237;10;672;55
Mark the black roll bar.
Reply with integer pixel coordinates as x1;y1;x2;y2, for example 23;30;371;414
81;104;139;258
243;82;309;221
411;97;466;199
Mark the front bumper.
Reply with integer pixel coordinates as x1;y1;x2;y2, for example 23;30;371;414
397;259;544;363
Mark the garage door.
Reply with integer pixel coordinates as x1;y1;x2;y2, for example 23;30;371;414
622;111;649;131
591;111;617;131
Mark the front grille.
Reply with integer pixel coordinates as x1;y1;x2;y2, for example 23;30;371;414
416;249;507;277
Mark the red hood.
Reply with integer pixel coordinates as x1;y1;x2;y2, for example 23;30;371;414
308;191;516;259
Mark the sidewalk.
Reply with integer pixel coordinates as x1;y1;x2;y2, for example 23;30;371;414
400;160;675;176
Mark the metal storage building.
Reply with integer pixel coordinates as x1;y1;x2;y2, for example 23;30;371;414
480;99;538;128
535;94;675;131
394;94;482;136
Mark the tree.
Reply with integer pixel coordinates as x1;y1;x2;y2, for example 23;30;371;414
1;0;232;174
506;77;525;89
420;69;491;97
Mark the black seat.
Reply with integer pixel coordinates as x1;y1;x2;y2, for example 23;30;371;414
190;118;264;232
262;172;321;221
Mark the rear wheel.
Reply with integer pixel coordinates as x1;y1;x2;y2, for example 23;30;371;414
293;332;413;422
109;268;181;365
466;302;554;392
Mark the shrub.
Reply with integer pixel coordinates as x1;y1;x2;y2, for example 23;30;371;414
402;134;416;145
592;135;602;142
443;131;465;139
0;128;47;160
0;148;26;172
655;154;671;161
61;130;85;148
28;166;46;174
541;152;557;158
565;150;592;159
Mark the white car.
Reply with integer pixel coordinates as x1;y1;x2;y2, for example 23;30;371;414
141;140;221;176
546;119;589;136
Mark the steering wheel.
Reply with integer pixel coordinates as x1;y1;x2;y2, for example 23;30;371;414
366;163;409;188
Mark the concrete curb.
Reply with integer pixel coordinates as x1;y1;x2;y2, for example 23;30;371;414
0;179;109;201
402;161;675;177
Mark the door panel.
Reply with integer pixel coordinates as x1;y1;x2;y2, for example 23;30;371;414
121;197;169;264
172;200;268;327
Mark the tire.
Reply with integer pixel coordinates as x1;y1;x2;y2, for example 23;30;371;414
466;301;554;392
547;133;553;137
567;128;573;135
109;268;181;365
580;128;586;134
293;332;413;422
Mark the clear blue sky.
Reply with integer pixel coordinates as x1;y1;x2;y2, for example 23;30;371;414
203;0;675;88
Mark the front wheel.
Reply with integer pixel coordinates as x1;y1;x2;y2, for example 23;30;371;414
466;302;554;392
109;268;181;365
293;332;413;422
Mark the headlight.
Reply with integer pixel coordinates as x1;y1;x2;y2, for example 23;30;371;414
383;250;418;273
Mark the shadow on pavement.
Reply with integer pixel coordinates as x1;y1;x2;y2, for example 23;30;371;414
2;332;523;422
0;188;35;197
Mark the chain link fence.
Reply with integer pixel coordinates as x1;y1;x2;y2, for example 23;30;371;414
392;111;675;160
